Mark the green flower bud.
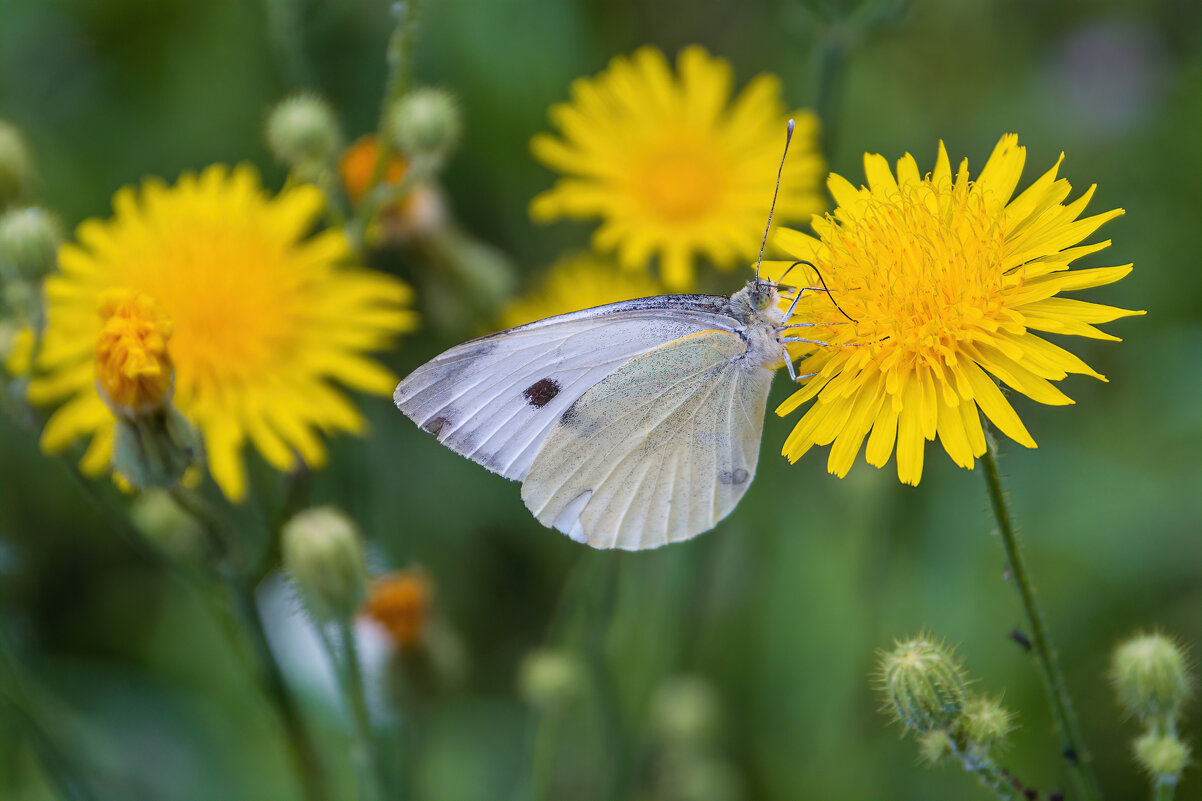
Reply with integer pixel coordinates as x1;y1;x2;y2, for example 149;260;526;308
281;507;367;623
265;94;341;169
916;729;956;765
517;649;585;712
878;635;968;733
388;88;461;163
0;120;34;205
959;693;1015;756
1112;633;1191;720
112;406;200;491
0;206;62;280
1134;731;1190;778
651;675;721;749
129;489;205;563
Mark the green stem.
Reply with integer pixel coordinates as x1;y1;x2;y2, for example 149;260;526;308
173;487;330;801
812;27;846;163
980;435;1102;801
336;621;386;801
0;635;98;801
1154;775;1177;801
348;0;420;246
528;709;560;801
228;579;330;801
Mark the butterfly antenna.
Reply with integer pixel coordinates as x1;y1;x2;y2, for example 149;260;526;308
755;118;794;282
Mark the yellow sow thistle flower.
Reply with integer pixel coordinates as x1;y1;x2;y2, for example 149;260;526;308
29;164;417;500
530;45;825;289
499;252;662;329
768;135;1142;485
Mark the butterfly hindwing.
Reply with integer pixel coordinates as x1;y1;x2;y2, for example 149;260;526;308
393;296;740;482
520;329;773;550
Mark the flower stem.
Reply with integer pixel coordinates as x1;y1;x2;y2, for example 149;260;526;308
349;0;419;245
170;486;330;801
335;620;386;801
980;434;1102;801
229;578;331;801
1154;776;1177;801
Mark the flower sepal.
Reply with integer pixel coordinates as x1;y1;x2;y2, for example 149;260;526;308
112;404;200;491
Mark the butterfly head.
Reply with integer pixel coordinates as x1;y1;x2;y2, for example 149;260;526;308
745;278;780;312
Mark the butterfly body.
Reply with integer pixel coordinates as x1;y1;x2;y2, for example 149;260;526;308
395;279;790;550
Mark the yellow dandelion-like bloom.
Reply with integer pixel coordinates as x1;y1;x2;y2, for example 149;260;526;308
28;164;417;500
529;45;825;289
769;134;1142;485
500;252;662;329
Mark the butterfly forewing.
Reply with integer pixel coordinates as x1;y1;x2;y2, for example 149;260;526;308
393;297;739;482
520;330;773;549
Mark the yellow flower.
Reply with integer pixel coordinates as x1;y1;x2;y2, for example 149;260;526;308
529;45;825;289
769;135;1142;485
29;164;417;500
500;252;661;329
94;289;174;414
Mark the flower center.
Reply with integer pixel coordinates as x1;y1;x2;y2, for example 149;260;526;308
130;220;303;395
822;183;1015;355
94;289;174;414
632;138;727;224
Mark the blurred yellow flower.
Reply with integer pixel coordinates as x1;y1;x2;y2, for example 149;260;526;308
529;45;824;289
363;568;433;650
29;165;417;500
499;252;661;329
769;135;1141;485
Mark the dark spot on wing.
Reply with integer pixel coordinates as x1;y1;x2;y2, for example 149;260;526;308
719;468;749;485
422;416;451;437
523;377;561;408
560;397;581;425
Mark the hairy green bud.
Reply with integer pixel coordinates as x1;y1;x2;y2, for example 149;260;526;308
959;693;1015;756
266;94;341;169
1112;633;1191;721
0;120;34;205
1134;731;1190;778
281;507;367;623
878;635;968;733
651;675;721;749
916;729;956;765
0;206;62;280
517;649;585;712
129;489;205;563
388;88;461;163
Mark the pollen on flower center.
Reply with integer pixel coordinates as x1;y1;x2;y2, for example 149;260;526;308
632;141;726;223
829;183;1012;352
95;289;174;414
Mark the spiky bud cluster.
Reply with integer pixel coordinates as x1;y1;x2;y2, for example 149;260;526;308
266;95;341;172
388;88;460;164
281;507;368;623
879;635;968;734
1111;631;1193;787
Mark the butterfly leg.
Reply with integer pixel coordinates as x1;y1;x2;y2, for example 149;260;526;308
782;336;859;348
780;346;817;383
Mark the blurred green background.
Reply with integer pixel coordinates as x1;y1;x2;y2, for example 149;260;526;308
1;0;1199;799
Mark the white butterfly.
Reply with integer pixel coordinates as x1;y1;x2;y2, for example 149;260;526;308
394;121;838;549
